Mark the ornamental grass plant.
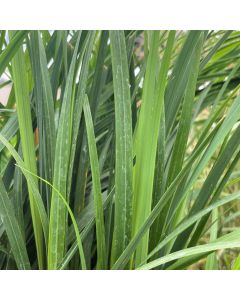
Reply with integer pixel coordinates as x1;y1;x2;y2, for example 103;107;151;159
0;30;240;270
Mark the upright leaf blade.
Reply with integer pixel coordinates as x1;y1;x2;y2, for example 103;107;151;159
9;31;44;269
83;95;106;269
48;33;81;269
109;30;133;265
133;31;175;266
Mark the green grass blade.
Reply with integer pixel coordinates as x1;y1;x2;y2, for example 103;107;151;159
83;95;106;269
13;145;25;236
233;255;240;270
29;31;56;214
68;31;95;196
48;32;81;269
30;31;56;180
149;110;166;251
109;30;133;265
69;31;96;210
9;31;43;269
133;31;175;266
138;231;240;270
205;209;218;270
0;31;6;52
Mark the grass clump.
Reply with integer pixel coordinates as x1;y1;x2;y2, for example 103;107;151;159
0;30;240;270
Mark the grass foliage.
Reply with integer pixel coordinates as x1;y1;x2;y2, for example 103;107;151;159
0;30;240;270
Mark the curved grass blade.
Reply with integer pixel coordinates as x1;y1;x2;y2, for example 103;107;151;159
16;165;86;270
59;188;114;270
